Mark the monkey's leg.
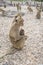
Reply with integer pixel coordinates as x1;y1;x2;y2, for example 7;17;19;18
9;36;25;49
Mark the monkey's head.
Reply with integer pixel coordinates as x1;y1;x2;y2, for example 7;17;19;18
20;28;24;36
14;13;24;26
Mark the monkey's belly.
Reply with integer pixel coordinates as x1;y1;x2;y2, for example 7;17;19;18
9;36;25;49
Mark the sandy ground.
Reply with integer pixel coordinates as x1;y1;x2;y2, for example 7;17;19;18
0;6;43;65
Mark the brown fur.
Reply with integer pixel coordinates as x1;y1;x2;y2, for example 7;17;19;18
36;9;41;19
27;6;33;12
9;14;25;49
9;36;25;49
16;3;21;12
0;8;5;16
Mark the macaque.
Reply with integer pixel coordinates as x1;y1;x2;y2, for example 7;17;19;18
9;13;26;49
27;6;33;13
0;8;5;16
16;3;21;12
36;9;41;19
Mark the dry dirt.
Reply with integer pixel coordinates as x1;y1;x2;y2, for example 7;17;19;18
0;6;43;65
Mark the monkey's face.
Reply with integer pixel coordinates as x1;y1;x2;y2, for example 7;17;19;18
15;14;24;26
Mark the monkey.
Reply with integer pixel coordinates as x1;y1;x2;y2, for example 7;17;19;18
26;2;33;13
16;3;21;13
0;8;5;16
9;16;24;41
27;5;33;13
36;9;41;19
9;14;26;49
27;6;33;13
